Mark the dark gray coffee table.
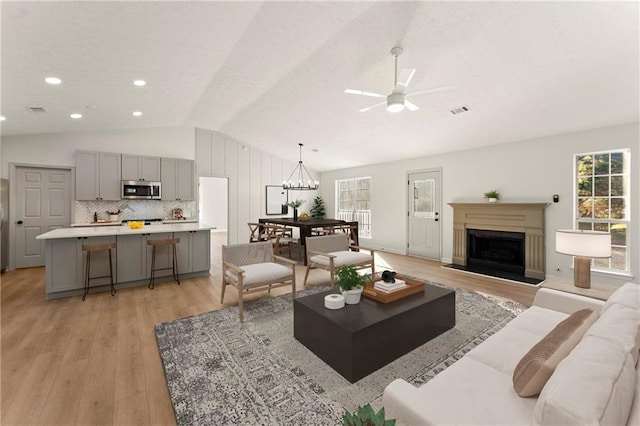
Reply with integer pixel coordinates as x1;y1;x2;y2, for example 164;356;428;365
293;282;455;382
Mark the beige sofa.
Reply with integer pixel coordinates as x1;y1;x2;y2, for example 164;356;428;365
383;283;640;425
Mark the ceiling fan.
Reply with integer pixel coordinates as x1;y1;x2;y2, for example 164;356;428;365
345;47;454;113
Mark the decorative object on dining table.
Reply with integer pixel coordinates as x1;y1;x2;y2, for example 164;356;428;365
310;196;326;218
555;229;611;289
298;211;310;220
337;265;369;304
106;209;122;222
287;199;305;221
282;143;319;191
483;190;500;203
324;293;345;310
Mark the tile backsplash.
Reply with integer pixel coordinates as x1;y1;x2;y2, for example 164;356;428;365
75;200;196;223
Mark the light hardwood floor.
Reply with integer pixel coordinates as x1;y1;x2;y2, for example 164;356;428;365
1;232;537;425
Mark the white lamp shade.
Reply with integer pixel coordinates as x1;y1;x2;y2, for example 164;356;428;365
555;229;611;258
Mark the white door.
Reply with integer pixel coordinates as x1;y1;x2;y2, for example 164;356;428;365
407;170;441;259
15;167;72;268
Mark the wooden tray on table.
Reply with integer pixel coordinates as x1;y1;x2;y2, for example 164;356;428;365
362;274;425;303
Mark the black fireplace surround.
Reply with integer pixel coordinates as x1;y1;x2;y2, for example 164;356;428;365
466;229;525;276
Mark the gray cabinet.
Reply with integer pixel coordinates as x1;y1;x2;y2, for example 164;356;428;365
122;155;161;181
116;232;174;283
161;158;194;201
76;151;121;201
174;230;210;273
45;236;116;293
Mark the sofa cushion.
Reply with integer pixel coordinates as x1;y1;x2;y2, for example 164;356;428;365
532;334;636;425
396;357;537;425
465;326;544;375
585;301;640;364
504;306;569;337
512;308;598;397
602;282;640;312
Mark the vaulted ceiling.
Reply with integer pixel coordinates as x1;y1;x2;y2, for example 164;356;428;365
1;1;638;171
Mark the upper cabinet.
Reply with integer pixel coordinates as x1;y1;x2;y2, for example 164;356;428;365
76;151;121;201
161;158;194;201
121;155;161;181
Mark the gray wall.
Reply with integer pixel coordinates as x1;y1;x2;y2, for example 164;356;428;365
320;122;639;285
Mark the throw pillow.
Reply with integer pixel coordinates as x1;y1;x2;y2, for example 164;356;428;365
512;308;599;397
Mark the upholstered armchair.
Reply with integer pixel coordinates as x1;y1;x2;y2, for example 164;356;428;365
222;241;297;322
303;233;375;288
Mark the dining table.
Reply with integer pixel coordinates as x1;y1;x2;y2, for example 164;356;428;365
258;217;358;265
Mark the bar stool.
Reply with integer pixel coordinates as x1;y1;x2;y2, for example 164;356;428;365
81;242;117;301
147;238;180;290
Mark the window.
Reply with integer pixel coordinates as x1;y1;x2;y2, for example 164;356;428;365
336;177;371;238
575;149;630;273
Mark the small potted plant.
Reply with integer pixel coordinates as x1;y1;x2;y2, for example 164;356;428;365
343;404;396;426
336;266;369;304
106;209;122;222
483;190;500;203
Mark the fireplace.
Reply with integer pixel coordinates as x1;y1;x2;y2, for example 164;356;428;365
448;202;550;282
467;229;525;275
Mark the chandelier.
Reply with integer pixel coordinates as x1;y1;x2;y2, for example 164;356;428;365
282;143;319;190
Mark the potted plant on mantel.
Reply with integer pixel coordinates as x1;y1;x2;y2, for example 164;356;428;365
483;190;501;203
337;266;370;304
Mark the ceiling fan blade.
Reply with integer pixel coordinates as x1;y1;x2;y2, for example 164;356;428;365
394;68;416;93
405;100;420;111
344;89;386;98
359;101;386;112
406;85;455;97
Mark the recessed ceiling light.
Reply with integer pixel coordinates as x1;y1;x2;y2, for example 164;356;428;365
45;77;62;85
0;116;6;121
133;80;146;87
132;111;142;117
70;113;82;119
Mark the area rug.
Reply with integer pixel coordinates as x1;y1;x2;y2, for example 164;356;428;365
155;282;525;425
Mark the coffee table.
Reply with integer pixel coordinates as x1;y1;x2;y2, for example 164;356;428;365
293;281;455;383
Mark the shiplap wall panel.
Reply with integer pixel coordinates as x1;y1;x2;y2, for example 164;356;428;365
212;132;226;176
237;143;251;243
195;128;212;176
225;138;239;243
250;149;262;221
271;157;282;185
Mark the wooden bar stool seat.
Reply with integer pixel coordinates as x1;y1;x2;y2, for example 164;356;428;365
81;242;117;301
147;238;180;290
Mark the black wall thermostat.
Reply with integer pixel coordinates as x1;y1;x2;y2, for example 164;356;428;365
553;194;559;203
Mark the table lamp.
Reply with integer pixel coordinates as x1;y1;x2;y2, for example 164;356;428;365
555;229;611;288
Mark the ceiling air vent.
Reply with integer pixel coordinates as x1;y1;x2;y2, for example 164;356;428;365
449;105;470;115
26;106;47;113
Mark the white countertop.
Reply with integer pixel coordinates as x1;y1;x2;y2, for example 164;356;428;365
70;219;198;227
37;222;215;240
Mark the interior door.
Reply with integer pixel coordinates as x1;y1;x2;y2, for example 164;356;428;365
15;167;72;268
407;170;441;259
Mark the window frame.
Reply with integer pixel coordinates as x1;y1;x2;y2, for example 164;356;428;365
573;148;630;274
335;176;372;238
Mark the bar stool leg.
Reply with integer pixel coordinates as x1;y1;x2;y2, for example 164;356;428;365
82;251;90;301
109;248;116;296
148;245;156;290
172;243;180;285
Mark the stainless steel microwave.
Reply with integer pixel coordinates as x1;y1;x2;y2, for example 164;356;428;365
122;181;161;200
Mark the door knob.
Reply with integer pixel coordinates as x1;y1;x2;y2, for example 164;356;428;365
16;220;23;224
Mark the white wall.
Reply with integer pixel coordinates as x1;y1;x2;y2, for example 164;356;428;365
1;126;195;179
320;122;640;285
199;177;228;230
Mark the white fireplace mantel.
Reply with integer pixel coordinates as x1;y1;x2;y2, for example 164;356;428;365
448;202;550;280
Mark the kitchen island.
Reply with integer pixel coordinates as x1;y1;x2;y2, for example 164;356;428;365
36;222;214;299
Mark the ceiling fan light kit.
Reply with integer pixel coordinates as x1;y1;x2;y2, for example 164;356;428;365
345;46;454;113
282;143;319;191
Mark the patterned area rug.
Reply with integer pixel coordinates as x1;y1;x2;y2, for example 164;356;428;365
155;282;525;425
